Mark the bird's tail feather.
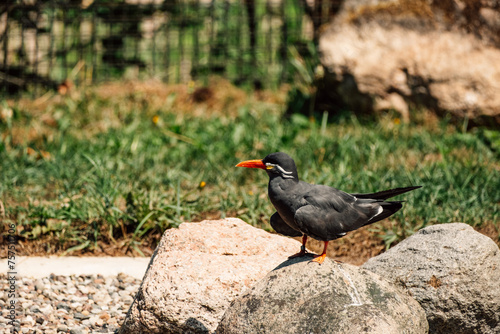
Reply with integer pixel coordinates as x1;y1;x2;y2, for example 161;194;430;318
353;186;421;200
364;201;403;226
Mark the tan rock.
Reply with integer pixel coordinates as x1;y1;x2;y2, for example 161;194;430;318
119;218;299;334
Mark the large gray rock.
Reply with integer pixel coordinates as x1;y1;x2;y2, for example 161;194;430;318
318;0;500;126
362;223;500;334
119;218;299;334
217;257;428;334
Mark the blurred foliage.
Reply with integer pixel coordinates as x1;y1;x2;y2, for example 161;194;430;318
285;40;322;117
1;0;309;95
482;129;500;154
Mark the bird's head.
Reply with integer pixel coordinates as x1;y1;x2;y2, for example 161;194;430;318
236;152;299;180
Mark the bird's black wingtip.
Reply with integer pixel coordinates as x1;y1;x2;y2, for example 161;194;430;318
352;185;422;200
397;185;423;191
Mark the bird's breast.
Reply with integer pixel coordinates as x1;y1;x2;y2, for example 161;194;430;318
268;181;301;230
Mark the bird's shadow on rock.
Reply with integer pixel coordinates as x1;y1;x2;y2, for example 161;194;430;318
272;254;321;271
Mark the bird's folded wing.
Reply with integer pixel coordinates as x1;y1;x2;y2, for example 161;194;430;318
298;185;356;212
294;186;383;240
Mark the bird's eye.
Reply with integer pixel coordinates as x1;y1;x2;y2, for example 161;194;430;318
265;163;277;170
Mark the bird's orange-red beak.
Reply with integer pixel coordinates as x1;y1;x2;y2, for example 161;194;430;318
235;159;266;169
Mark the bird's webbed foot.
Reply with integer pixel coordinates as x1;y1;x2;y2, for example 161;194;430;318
311;253;327;264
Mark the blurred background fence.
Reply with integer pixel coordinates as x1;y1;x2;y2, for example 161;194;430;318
0;0;341;95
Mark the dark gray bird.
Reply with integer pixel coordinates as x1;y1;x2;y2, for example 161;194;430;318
236;152;421;264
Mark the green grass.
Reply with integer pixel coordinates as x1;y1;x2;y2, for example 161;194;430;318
1;86;499;254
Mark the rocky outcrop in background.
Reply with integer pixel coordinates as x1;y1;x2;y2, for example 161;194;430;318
318;0;500;126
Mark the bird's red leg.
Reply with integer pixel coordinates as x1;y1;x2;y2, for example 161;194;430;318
288;235;309;259
311;241;329;264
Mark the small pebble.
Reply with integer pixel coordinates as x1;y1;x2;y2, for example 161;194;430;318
34;279;44;292
58;324;69;331
74;312;90;320
69;328;84;334
1;273;140;333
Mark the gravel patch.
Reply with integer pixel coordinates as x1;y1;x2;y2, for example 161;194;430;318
0;273;140;334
